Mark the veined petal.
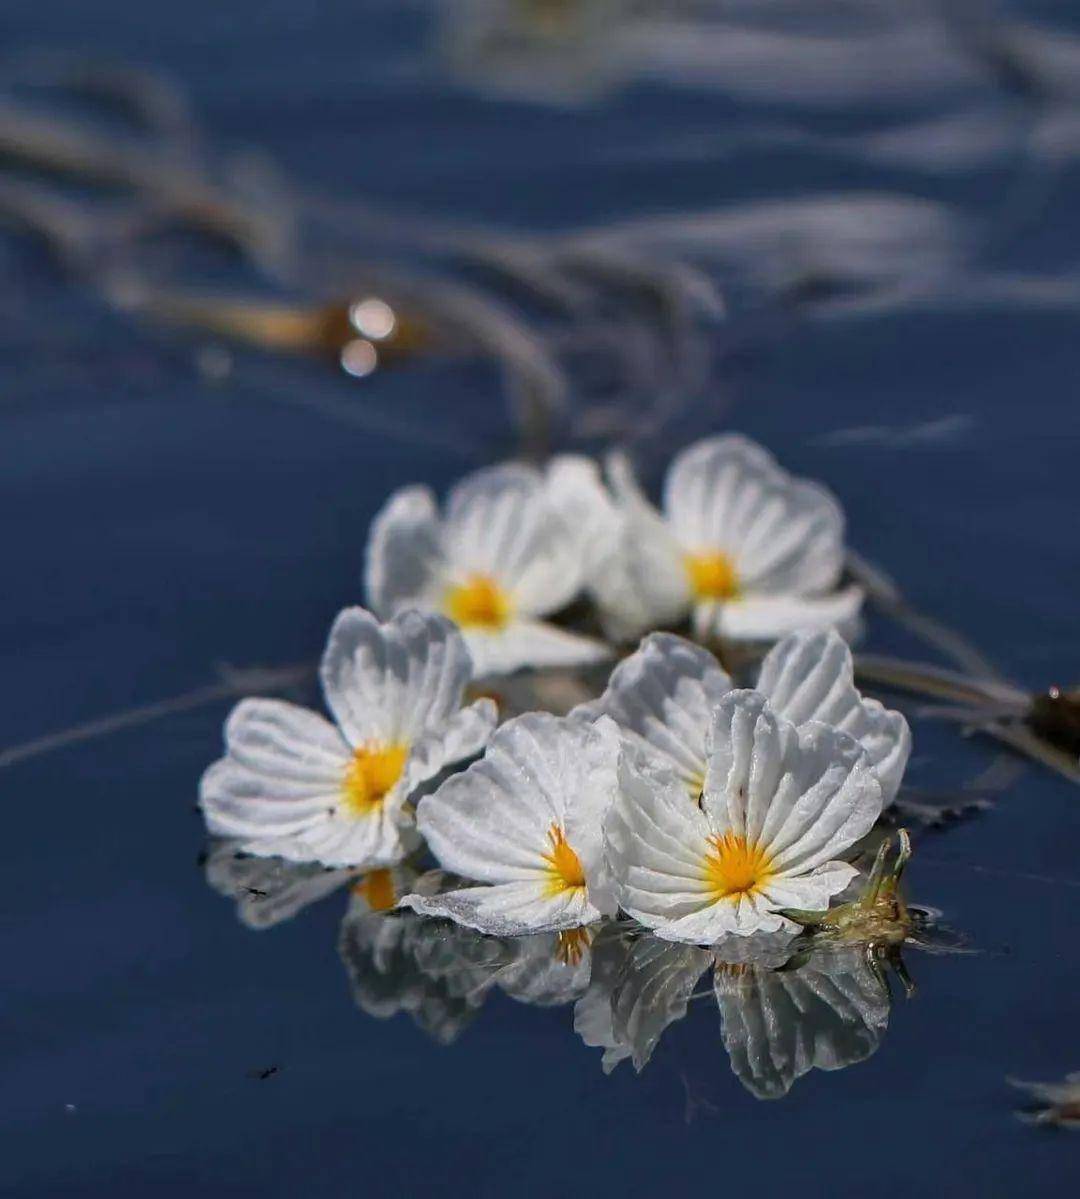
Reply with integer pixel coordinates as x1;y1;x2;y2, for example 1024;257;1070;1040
663;435;846;598
592;452;689;641
702;692;882;875
655;892;790;942
714;585;864;641
757;630;911;804
701;691;794;847
734;479;846;597
545;454;620;576
605;756;717;929
399;880;596;936
232;799;417;869
401;698;498;796
320;606;475;746
199;758;339;841
364;485;445;617
443;463;584;616
756;861;859;912
663;434;782;551
417;712;616;901
758;721;883;876
223;698;350;783
465;619;610;677
572;632;730;790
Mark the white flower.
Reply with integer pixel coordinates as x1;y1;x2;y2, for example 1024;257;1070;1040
365;458;611;676
592;434;863;643
199;607;497;868
400;712;620;935
575;627;909;805
605;689;884;941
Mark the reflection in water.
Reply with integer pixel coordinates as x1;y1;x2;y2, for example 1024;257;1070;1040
575;924;893;1098
205;842;958;1099
714;945;890;1100
204;839;359;931
1010;1073;1080;1130
339;906;502;1046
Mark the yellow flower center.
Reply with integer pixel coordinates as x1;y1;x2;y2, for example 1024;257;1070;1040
555;926;593;966
703;831;774;900
542;823;586;896
341;742;409;817
444;574;512;631
350;869;397;911
684;551;740;601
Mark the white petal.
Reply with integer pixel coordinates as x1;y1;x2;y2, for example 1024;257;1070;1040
756;862;859;912
241;803;418;869
663;434;846;596
222;698;350;782
605;755;717;929
364;485;445;617
444;463;583;616
713;585;864;641
574;632;730;789
466;618;610;677
700;690;794;848
320;606;477;745
655;892;791;941
757;629;911;804
417;712;615;898
759;723;884;876
401;698;498;796
544;454;620;579
400;880;597;936
663;433;781;550
563;717;622;915
735;479;846;596
199;758;339;842
703;692;882;873
591;452;689;641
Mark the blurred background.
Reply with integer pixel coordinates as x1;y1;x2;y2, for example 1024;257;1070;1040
3;2;1080;1195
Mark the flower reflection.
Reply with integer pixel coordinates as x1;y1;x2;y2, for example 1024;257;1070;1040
204;827;961;1099
339;897;595;1043
203;839;359;930
339;905;498;1046
1010;1073;1080;1130
575;926;895;1100
715;943;890;1100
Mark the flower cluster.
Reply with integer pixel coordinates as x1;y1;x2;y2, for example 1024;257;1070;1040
200;432;909;952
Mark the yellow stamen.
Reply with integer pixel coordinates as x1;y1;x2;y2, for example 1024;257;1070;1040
350;869;397;912
555;926;593;966
542;823;586;896
684;551;740;601
341;743;408;817
444;574;512;631
703;831;774;900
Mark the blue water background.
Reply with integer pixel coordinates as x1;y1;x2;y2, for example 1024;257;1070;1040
2;2;1079;1194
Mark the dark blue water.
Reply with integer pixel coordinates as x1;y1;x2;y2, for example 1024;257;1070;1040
3;2;1079;1194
